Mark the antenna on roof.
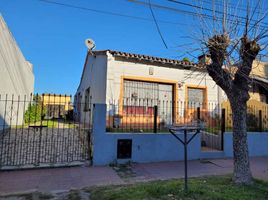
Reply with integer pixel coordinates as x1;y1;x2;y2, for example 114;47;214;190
85;38;96;54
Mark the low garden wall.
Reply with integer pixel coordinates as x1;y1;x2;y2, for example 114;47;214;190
92;104;268;166
92;104;200;166
224;132;268;157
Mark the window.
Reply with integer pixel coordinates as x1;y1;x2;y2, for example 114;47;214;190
123;80;173;115
77;93;81;113
258;86;268;103
84;87;91;111
75;93;82;121
123;80;158;115
122;79;174;125
187;87;206;109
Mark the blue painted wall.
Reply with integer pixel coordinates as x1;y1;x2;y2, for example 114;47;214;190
92;104;268;166
92;104;201;165
224;132;268;157
93;132;201;165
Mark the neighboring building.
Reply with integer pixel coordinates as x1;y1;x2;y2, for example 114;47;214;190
42;94;72;119
75;50;223;128
199;54;268;104
250;61;268;103
0;15;34;129
0;15;34;96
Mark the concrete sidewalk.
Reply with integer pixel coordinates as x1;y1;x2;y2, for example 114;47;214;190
130;157;268;182
0;166;124;195
0;157;267;195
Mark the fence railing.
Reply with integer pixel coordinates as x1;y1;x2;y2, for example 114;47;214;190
106;98;268;134
224;102;268;132
106;99;222;133
0;93;93;168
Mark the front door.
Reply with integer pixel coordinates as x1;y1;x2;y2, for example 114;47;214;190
158;84;173;126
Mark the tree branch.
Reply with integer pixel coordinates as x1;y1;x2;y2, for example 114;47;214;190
235;35;261;82
206;34;233;92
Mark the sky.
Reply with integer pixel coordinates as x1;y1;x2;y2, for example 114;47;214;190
0;0;266;95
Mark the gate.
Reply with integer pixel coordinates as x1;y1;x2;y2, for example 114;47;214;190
0;94;92;170
200;107;224;151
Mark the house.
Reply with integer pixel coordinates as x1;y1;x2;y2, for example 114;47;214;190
75;50;268;165
198;54;268;104
42;94;72;119
0;15;34;129
76;50;223;130
216;60;268;130
250;61;268;103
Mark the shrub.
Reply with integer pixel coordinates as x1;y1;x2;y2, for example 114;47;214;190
24;95;46;124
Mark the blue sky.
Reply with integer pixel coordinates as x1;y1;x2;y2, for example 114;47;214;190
0;0;265;95
0;0;200;95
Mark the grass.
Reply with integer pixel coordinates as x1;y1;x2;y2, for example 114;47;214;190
87;176;268;200
106;127;170;133
13;119;76;128
2;176;268;200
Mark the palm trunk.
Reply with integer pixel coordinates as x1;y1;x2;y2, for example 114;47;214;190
230;98;252;184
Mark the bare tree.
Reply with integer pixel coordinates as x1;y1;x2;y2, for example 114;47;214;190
193;0;268;184
132;0;268;184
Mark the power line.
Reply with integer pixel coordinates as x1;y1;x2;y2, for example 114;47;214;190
38;0;189;26
129;0;268;31
148;0;168;48
194;0;265;15
169;0;268;27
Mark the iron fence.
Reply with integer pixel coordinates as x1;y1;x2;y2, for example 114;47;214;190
106;98;268;151
224;103;268;132
106;99;222;133
0;93;92;169
106;98;268;133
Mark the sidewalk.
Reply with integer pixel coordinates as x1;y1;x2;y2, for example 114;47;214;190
129;157;268;182
0;166;124;195
0;157;267;195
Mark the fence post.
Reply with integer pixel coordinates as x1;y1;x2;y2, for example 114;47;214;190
259;110;262;132
197;107;200;120
154;105;158;133
221;109;226;151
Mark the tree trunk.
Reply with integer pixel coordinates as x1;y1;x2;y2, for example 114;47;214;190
230;93;252;184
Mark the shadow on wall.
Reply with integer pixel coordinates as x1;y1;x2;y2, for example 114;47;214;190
0;114;8;132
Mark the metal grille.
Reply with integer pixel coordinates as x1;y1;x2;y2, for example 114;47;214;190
0;94;92;170
123;80;174;126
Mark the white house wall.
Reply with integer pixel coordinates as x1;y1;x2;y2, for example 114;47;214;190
76;53;107;123
106;56;221;104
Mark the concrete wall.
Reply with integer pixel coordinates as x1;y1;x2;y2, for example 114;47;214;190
92;104;201;165
224;132;268;157
0;16;34;96
0;16;34;128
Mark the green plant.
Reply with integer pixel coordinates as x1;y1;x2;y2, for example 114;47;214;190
24;95;47;124
182;57;190;62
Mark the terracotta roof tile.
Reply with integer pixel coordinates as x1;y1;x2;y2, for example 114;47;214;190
93;50;199;68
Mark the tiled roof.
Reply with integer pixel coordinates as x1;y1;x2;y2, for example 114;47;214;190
93;50;198;68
